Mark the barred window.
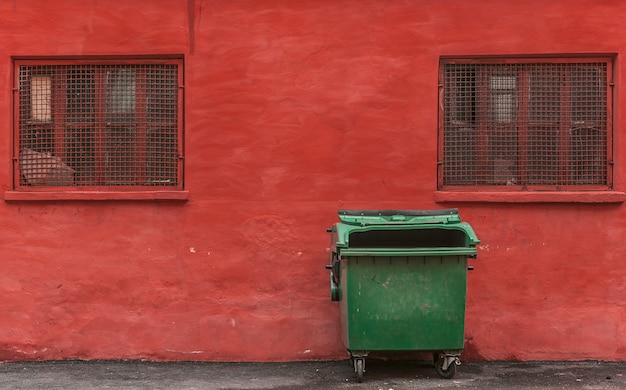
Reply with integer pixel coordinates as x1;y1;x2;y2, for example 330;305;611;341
439;57;613;191
14;58;183;190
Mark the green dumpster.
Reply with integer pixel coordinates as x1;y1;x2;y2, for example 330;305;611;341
326;209;479;382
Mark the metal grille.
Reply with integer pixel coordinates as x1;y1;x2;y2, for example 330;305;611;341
441;60;609;188
17;62;180;188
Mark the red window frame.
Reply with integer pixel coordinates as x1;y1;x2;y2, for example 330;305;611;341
11;57;185;198
438;56;614;192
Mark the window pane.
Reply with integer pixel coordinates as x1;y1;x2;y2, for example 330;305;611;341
442;65;477;185
490;93;515;124
487;125;518;185
571;127;605;184
489;75;517;124
443;125;477;185
67;69;95;123
146;66;178;185
572;65;606;124
106;69;136;122
527;126;559;184
527;65;563;184
65;127;96;185
529;65;561;123
31;76;52;121
106;126;137;185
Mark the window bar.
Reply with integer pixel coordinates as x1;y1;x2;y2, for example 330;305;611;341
517;69;529;187
437;79;445;188
136;67;147;185
94;68;107;186
476;67;490;185
606;64;614;188
12;69;20;188
53;70;67;163
176;64;185;188
559;68;572;185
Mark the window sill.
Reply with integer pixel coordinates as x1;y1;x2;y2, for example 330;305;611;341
4;190;189;201
434;190;626;203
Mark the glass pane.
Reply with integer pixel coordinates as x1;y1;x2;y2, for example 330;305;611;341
529;65;561;123
146;66;178;185
67;68;95;123
490;93;515;124
490;75;516;90
31;75;52;121
106;69;136;122
489;75;517;124
106;126;137;185
571;65;606;124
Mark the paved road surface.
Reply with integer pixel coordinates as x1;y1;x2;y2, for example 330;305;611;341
1;359;625;389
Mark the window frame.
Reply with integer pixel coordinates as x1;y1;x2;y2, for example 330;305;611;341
437;55;615;196
7;56;187;201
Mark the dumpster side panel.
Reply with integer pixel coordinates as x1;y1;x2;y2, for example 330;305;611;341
340;255;467;352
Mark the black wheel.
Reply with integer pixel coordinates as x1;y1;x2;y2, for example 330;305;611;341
435;355;456;379
355;358;364;383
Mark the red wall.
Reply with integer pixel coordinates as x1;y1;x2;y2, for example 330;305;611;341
1;0;626;362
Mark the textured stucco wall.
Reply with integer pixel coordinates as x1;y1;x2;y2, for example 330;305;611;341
1;0;626;362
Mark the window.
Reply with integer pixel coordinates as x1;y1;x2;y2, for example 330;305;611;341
438;57;613;191
13;58;183;193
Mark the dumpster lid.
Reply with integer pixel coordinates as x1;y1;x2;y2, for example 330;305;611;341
338;209;460;225
332;209;480;251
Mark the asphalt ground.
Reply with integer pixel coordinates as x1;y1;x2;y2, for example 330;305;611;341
1;359;625;389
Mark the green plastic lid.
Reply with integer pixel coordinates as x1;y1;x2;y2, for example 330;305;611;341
337;209;460;225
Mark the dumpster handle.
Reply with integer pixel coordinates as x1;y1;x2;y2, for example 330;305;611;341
338;209;458;217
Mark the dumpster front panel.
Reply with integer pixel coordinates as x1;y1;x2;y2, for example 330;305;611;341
339;254;467;352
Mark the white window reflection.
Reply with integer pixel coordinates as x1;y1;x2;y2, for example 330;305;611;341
106;70;135;120
31;75;52;121
490;75;516;123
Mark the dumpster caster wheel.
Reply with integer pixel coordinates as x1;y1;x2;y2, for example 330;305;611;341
435;355;457;379
355;358;365;383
